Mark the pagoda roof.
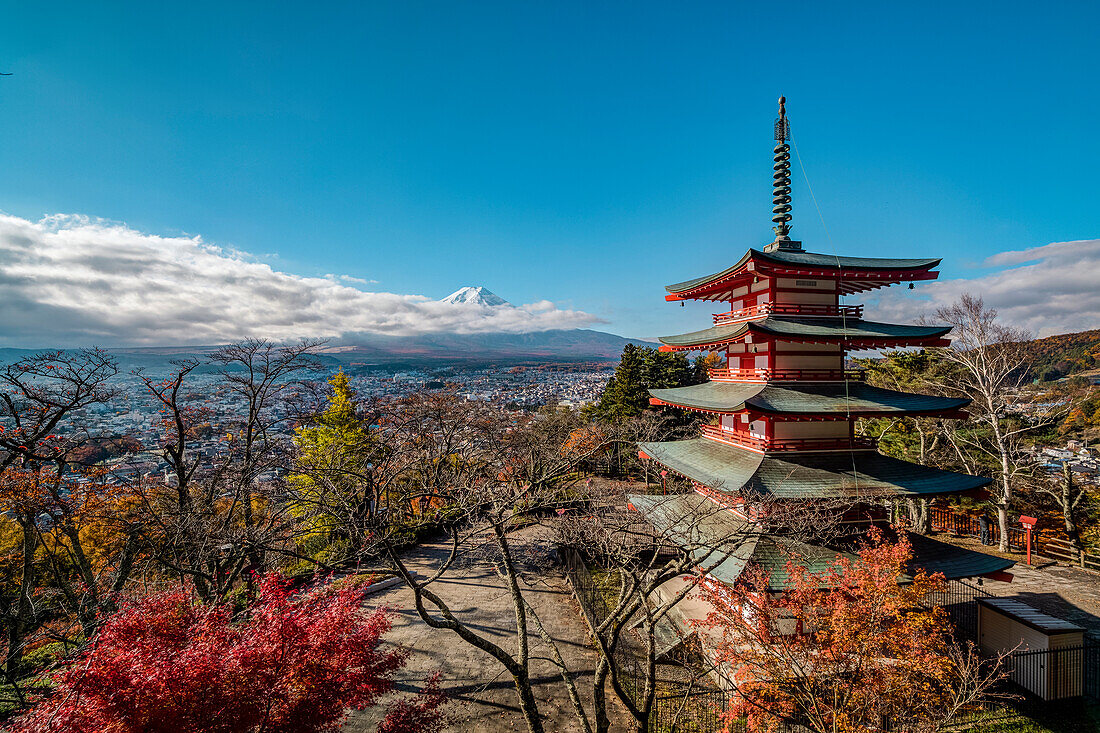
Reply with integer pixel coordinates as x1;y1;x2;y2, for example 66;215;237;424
637;437;992;500
665;248;941;299
649;382;969;416
627;493;1012;589
906;533;1015;580
657;317;951;351
626;492;843;591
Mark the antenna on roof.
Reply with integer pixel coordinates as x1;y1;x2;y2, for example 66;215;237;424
765;97;801;252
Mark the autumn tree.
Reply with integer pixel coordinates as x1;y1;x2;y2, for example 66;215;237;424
11;574;444;733
132;341;322;601
0;350;120;689
930;295;1040;551
207;339;324;574
699;530;998;733
1037;462;1089;549
310;391;652;733
556;491;769;733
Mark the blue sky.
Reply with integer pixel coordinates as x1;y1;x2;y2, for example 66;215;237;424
0;2;1098;346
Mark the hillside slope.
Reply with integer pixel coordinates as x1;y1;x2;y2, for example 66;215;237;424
1021;329;1100;381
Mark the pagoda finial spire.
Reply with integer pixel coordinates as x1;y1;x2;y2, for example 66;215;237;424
771;96;793;241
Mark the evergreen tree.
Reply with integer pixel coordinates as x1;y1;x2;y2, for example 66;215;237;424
291;370;374;561
692;353;722;383
587;345;709;421
643;349;692;389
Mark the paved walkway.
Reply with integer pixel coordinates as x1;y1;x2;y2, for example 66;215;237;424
343;529;621;732
942;534;1100;639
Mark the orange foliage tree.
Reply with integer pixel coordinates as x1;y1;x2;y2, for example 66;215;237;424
698;531;990;733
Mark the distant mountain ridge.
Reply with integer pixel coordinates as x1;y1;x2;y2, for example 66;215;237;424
0;330;643;371
317;329;641;364
0;282;646;368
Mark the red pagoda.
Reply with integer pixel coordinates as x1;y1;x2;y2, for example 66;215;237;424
631;98;1013;590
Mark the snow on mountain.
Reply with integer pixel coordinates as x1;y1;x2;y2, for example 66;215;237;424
440;286;510;307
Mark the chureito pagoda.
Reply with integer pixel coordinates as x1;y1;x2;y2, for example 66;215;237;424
630;98;1014;603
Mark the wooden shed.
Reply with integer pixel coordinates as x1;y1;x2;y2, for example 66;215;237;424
977;597;1086;700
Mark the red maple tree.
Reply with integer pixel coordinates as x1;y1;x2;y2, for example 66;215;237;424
12;575;444;733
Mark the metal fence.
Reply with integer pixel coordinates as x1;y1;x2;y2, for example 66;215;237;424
1005;644;1100;702
650;689;735;733
924;578;992;641
928;580;1100;704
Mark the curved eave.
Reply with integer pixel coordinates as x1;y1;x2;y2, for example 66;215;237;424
627;495;1012;588
648;382;971;417
657;318;953;352
665;249;942;301
637;437;992;500
626;492;846;590
906;533;1015;580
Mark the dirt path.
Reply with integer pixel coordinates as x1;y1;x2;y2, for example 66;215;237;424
343;530;620;732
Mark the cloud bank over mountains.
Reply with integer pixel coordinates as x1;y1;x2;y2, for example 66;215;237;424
0;212;1095;348
871;239;1100;337
0;213;600;347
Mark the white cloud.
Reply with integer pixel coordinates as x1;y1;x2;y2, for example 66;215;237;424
0;213;601;347
869;239;1100;338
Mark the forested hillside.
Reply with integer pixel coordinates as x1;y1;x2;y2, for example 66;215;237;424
1021;328;1100;381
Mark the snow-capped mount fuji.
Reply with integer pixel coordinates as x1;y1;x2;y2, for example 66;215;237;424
440;286;510;307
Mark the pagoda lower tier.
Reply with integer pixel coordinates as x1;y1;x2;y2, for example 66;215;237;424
648;380;969;455
638;437;992;501
627;492;1014;588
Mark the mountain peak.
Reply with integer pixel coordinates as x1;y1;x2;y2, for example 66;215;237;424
440;286;509;307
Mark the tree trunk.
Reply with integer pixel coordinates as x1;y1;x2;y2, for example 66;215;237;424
592;656;612;733
907;498;930;535
6;519;37;677
990;415;1012;552
1062;464;1080;548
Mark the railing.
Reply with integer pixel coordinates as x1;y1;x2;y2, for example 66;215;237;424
713;302;863;324
700;425;877;452
708;367;865;383
928;507;1031;554
1040;536;1100;571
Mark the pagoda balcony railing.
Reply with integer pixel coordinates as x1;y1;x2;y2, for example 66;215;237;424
712;303;863;325
708;367;865;383
700;424;878;452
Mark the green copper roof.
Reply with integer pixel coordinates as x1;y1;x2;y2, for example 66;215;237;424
906;533;1015;579
649;382;969;415
658;317;951;349
637;438;992;499
626;492;846;590
666;248;941;294
628;493;1013;588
